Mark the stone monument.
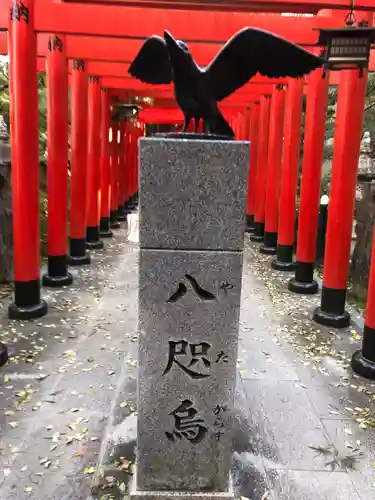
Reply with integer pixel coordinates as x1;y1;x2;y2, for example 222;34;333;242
131;136;249;500
351;132;375;302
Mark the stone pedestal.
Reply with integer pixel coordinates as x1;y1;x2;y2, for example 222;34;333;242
132;137;249;500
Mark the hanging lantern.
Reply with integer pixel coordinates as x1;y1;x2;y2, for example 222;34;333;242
317;26;375;73
111;103;141;121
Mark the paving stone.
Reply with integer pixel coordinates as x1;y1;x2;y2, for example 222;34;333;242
237;335;299;381
297;365;372;420
266;469;361;500
2;231;375;500
322;418;375;500
241;380;332;470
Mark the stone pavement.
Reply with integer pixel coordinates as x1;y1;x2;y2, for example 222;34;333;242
0;229;374;500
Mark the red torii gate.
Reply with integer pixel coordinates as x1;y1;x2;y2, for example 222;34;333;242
57;0;375;13
3;0;375;379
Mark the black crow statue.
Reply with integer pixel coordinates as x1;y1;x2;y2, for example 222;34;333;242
129;28;324;137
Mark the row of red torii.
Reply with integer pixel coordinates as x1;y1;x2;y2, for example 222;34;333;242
228;44;375;379
3;0;375;379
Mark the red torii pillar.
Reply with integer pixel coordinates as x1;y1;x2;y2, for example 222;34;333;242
261;84;286;254
123;120;131;214
237;115;242;139
110;121;121;228
237;112;247;140
8;0;48;319
120;121;128;215
314;69;368;328
43;34;72;287
117;123;127;221
288;65;329;294
231;116;238;138
69;59;91;265
246;102;260;233
352;218;375;379
86;76;104;249
124;119;137;213
251;95;271;242
99;88;113;238
128;120;141;211
272;77;304;271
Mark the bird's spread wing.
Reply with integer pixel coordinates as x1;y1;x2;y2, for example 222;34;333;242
204;27;324;101
128;36;172;85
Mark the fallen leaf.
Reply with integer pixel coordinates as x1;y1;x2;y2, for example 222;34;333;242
84;466;96;475
309;445;334;456
52;432;60;443
119;457;132;471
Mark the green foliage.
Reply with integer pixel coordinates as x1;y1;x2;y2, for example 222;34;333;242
0;63;48;159
323;73;375;160
0;63;9;128
38;73;48;160
320;172;331;197
0;62;49;256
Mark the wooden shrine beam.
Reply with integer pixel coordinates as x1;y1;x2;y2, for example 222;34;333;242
33;57;343;94
35;57;287;86
0;31;323;62
97;77;279;95
138;108;247;124
0;2;356;43
66;74;274;100
139;98;258;109
60;0;375;13
2;31;375;70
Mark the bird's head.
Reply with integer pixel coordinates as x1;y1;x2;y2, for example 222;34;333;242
164;31;193;69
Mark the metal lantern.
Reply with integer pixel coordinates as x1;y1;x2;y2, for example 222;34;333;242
111;103;141;121
318;27;375;73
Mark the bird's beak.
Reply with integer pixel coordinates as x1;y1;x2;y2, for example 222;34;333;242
164;30;178;54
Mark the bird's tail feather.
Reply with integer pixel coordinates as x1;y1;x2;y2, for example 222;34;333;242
205;111;235;138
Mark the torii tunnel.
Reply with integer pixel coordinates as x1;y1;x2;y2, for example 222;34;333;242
2;0;375;378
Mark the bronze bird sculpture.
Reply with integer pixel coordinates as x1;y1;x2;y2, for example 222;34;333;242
129;28;324;137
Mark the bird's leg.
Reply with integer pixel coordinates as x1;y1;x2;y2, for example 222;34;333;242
182;116;191;133
194;117;200;133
